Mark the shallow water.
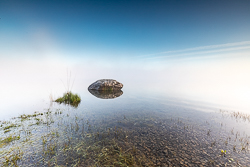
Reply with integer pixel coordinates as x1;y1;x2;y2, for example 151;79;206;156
0;89;249;166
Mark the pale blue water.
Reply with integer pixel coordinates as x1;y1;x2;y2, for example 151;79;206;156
0;86;249;166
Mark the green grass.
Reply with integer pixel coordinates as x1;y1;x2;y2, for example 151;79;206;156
3;147;23;166
3;123;18;130
4;129;11;133
55;91;81;107
18;112;42;121
0;135;20;148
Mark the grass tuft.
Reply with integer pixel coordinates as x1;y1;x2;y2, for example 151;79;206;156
55;91;81;107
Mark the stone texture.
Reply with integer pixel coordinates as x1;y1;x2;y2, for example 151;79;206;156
88;79;123;91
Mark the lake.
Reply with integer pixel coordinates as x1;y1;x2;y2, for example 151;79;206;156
0;82;249;166
1;0;250;166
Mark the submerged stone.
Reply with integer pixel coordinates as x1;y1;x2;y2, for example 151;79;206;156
88;79;123;91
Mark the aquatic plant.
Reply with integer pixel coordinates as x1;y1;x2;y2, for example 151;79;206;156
0;135;20;148
3;123;18;130
220;109;250;122
1;105;250;166
220;149;226;156
55;91;81;107
54;70;81;107
61;70;75;93
3;147;23;166
233;145;236;151
4;129;11;133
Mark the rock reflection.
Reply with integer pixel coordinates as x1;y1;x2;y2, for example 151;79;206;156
88;89;123;99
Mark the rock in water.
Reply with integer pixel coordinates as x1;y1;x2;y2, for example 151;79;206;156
88;79;123;91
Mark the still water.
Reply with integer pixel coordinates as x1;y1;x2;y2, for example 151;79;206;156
0;86;249;166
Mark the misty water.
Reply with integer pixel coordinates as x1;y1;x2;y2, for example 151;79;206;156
0;80;250;167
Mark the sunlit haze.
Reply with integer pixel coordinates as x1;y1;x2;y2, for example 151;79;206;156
1;0;250;118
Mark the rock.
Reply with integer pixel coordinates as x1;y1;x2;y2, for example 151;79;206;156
163;149;168;156
88;89;123;99
88;79;123;91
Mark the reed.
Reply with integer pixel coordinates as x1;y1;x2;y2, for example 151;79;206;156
55;70;81;107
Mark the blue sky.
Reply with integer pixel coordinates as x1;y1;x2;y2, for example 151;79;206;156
1;0;250;60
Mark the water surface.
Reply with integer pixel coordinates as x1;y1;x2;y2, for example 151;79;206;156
0;87;249;166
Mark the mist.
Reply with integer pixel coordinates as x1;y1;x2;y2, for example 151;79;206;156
1;49;250;118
